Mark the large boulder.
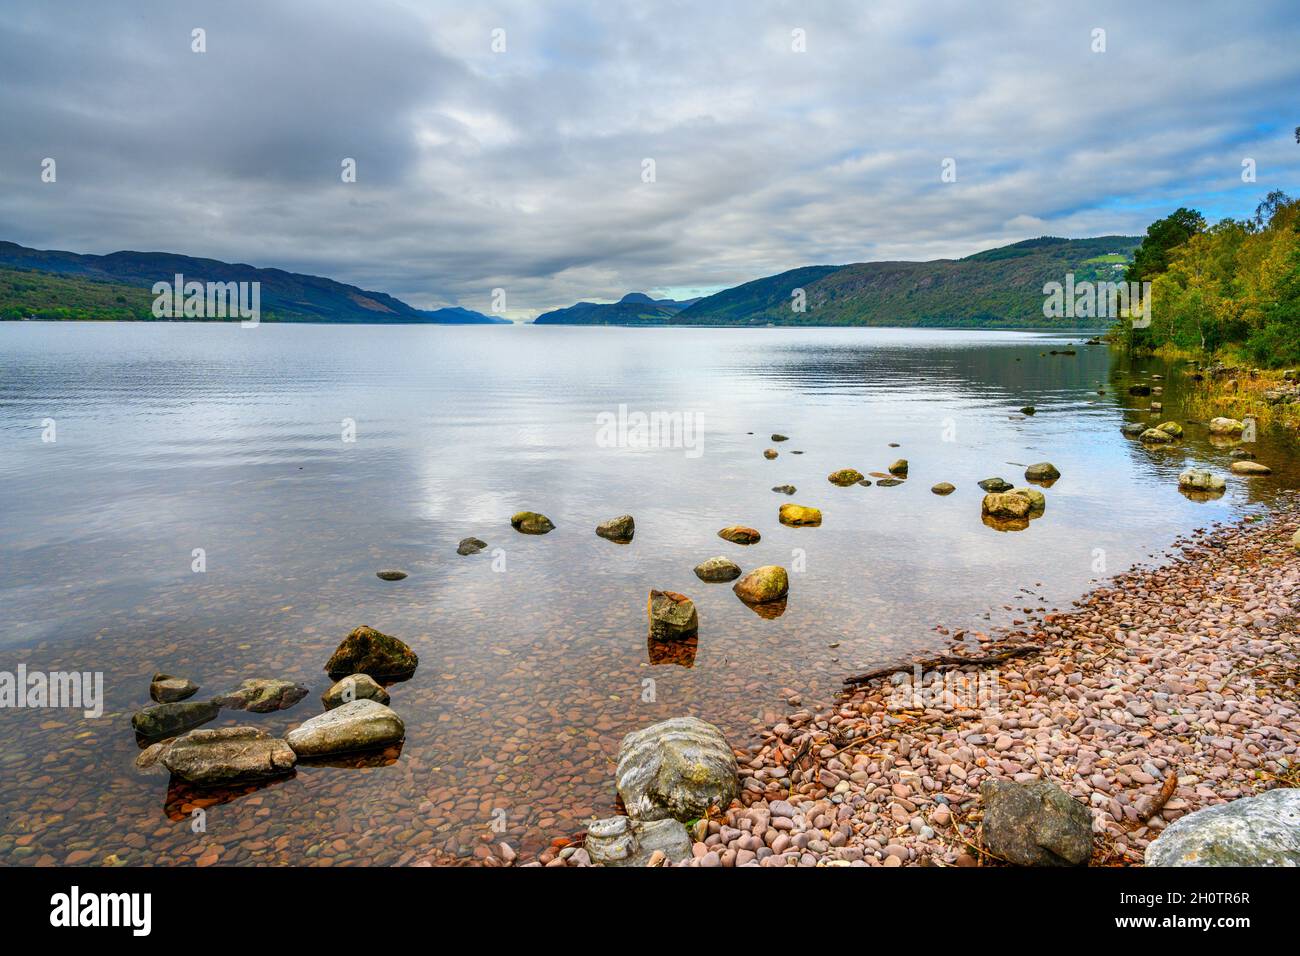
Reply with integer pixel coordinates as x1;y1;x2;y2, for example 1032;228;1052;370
511;511;555;534
1024;462;1060;482
215;678;309;713
1144;789;1300;866
1178;468;1226;493
596;514;635;542
616;716;738;822
980;779;1092;866
154;727;296;787
325;626;418;679
778;503;822;527
647;590;698;640
286;699;406;757
131;700;220;739
732;565;789;604
693;557;741;583
584;816;693;867
717;525;761;545
150;673;198;703
982;492;1031;520
1208;417;1245;435
321;673;390;710
827;469;865;486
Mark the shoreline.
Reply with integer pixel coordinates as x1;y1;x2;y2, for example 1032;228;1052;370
530;502;1299;867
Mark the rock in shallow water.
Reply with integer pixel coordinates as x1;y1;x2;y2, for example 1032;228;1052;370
1024;462;1060;481
1208;417;1245;435
584;816;693;867
693;557;741;583
1144;789;1300;866
978;477;1013;492
778;503;821;527
931;482;956;495
982;492;1031;520
732;565;789;604
322;673;390;710
647;590;698;640
511;511;555;534
376;569;408;581
131;700;220;739
717;525;760;545
1178;468;1226;492
1230;460;1271;475
286;699;406;757
150;672;198;703
325;625;418;679
888;459;908;476
771;484;796;495
456;537;488;555
616;716;738;822
1010;487;1046;516
157;727;296;786
980;778;1092;866
215;678;309;713
827;468;865;486
595;514;635;542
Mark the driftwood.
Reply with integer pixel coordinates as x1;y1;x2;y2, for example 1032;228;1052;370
843;645;1039;687
1138;770;1179;823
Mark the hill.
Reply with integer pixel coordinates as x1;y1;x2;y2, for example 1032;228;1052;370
533;292;701;326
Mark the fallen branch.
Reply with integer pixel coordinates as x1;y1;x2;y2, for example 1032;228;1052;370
1138;770;1179;824
843;645;1040;687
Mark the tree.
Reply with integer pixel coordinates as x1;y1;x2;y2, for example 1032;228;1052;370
1125;207;1206;284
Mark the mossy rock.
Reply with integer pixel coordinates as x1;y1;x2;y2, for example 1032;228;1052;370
511;511;555;534
827;468;865;486
325;625;419;679
778;503;822;527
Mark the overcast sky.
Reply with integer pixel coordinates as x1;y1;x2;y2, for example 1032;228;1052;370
2;1;1297;319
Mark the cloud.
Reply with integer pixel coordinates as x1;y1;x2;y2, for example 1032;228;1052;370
1;0;1296;318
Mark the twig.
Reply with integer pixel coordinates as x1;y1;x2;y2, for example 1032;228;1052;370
843;645;1039;687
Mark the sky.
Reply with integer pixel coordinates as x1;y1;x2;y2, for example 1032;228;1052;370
1;0;1297;320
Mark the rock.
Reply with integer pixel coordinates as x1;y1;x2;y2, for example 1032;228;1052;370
157;727;296;787
584;816;693;867
931;482;956;496
1293;529;1300;552
325;625;419;679
1011;487;1046;516
131;700;220;739
1178;468;1226;492
215;678;309;713
982;492;1031;520
857;478;873;486
1121;423;1146;437
322;673;390;710
827;469;865;486
595;514;635;542
888;459;908;476
978;477;1013;492
1024;462;1060;481
1020;406;1035;415
1155;421;1184;438
511;511;555;534
718;525;760;545
763;448;778;459
376;569;408;581
1144;789;1300;866
874;478;903;487
1128;384;1151;396
979;779;1092;866
1150;402;1163;412
150;673;198;703
456;537;487;555
286;699;406;757
770;433;789;442
647;590;698;640
693;557;742;583
778;503;822;527
615;716;739;822
1230;448;1255;459
1230;460;1271;475
771;484;797;495
1208;417;1245;435
732;565;789;604
1139;427;1175;444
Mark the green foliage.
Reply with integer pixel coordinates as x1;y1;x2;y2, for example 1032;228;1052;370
0;267;156;321
1124;207;1206;284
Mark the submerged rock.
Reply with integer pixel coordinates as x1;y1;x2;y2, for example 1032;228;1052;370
131;700;220;739
1178;468;1226;493
888;459;909;476
325;625;418;679
778;503;822;527
875;477;903;487
1020;405;1036;415
1208;417;1245;435
827;468;865;486
1230;460;1271;475
693;557;742;583
717;525;760;545
584;815;693;867
980;779;1092;866
771;484;797;495
595;514;635;542
376;569;408;581
647;590;698;640
1145;789;1300;866
156;727;296;787
982;492;1032;520
215;678;309;713
857;478;873;486
931;482;956;496
978;477;1013;493
511;511;555;534
322;673;390;710
150;673;198;703
286;699;406;757
1023;462;1060;482
616;716;739;822
732;565;789;604
457;537;488;555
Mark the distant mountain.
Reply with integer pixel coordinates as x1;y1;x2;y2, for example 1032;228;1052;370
674;236;1141;328
532;291;702;326
0;241;507;324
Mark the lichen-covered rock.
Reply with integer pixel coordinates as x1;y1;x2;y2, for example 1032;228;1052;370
778;503;822;527
1208;417;1245;435
150;673;198;703
131;700;220;739
286;699;405;757
511;511;555;534
1024;462;1060;481
1144;789;1300;866
888;459;908;476
1230;460;1271;475
980;779;1092;866
325;625;418;679
732;565;789;604
215;678;309;713
1139;427;1175;444
156;727;296;787
1178;468;1226;492
1155;421;1184;438
827;468;865;486
693;557;741;583
982;492;1031;520
717;525;760;545
647;590;698;640
978;477;1013;492
584;816;693;867
616;716;738;822
595;514;635;542
931;482;956;495
457;537;488;555
321;673;390;710
1011;487;1046;517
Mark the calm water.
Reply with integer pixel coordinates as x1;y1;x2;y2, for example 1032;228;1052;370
0;323;1294;865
